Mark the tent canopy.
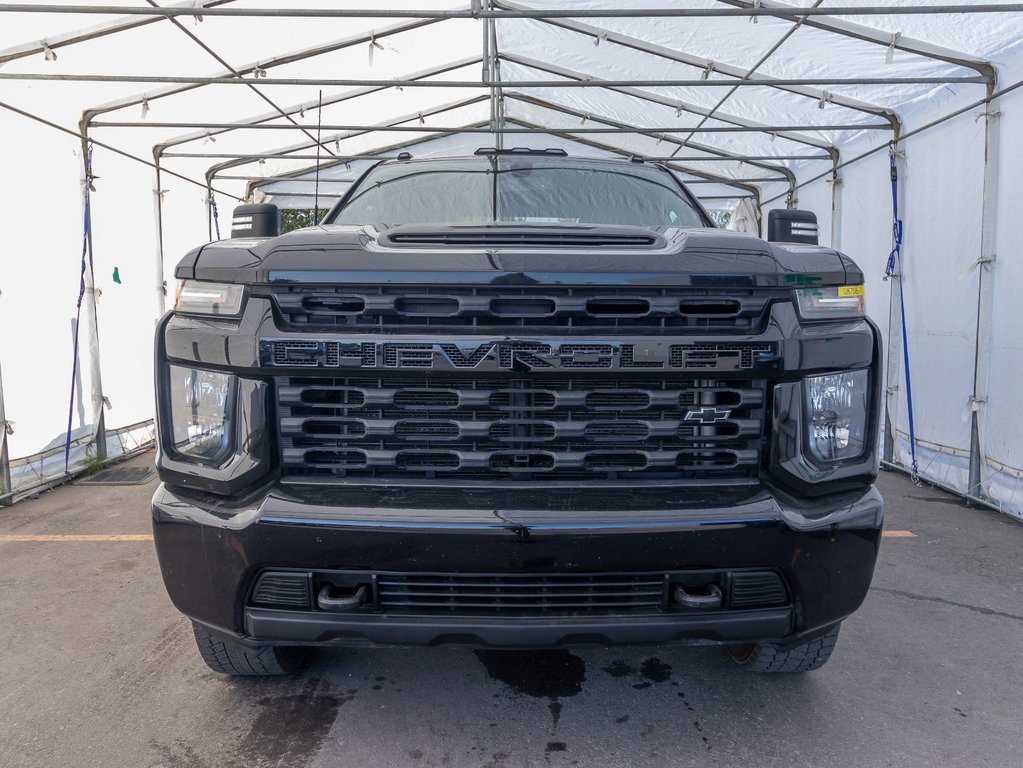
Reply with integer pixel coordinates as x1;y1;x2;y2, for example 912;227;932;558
1;1;1022;515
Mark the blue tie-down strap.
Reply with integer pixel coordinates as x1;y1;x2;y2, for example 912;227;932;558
886;147;918;480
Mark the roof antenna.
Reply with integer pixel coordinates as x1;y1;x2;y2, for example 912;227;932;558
313;89;323;224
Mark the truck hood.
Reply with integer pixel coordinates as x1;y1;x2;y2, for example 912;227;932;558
176;223;861;288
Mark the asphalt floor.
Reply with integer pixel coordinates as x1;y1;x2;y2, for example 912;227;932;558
1;452;1021;768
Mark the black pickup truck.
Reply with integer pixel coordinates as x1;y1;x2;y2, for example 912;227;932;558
152;149;883;676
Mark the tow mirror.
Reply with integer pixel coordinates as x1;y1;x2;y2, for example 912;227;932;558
767;209;819;246
230;203;280;238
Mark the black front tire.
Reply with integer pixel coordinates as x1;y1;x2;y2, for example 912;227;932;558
192;622;309;676
727;624;841;673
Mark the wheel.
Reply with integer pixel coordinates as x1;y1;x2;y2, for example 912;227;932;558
726;624;841;673
191;622;309;676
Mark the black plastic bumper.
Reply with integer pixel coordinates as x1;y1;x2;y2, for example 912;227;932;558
152;481;883;650
243;606;796;649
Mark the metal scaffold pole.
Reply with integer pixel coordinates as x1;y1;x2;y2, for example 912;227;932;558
0;360;12;506
969;83;1002;499
78;125;108;462
153;155;168;317
3;4;1022;19
883;140;906;467
829;152;843;250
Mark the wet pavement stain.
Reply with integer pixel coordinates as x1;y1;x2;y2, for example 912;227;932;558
678;691;711;750
475;650;585;730
602;660;635;678
474;650;585;699
482;751;510;768
640;657;672;683
549;700;564;728
606;657;671;690
234;682;353;768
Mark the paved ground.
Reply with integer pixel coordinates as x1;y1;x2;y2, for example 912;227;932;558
1;453;1021;768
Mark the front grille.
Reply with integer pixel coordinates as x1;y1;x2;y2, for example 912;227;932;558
251;572;312;609
376;573;666;614
248;569;791;616
269;284;782;333
729;571;788;608
278;375;765;483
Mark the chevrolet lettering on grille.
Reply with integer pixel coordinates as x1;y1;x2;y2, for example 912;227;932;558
261;339;777;372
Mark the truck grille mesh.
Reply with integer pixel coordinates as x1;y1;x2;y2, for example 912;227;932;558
270;284;781;333
376;573;666;613
277;375;765;483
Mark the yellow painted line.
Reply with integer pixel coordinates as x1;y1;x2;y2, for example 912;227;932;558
0;534;153;542
882;530;917;538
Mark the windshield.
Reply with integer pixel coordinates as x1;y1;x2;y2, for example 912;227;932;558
328;156;707;228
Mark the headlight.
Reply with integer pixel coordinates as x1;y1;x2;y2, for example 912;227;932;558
174;280;245;316
796;285;864;319
167;364;235;463
805;369;869;462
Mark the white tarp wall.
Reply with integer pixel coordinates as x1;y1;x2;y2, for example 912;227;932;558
1;1;1022;516
977;55;1023;515
762;53;1023;517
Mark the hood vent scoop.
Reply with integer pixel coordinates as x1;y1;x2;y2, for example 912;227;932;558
382;227;661;249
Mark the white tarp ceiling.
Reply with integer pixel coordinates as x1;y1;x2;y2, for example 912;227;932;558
1;0;1022;516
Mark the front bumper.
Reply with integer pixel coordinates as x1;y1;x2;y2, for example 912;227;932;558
152;481;883;650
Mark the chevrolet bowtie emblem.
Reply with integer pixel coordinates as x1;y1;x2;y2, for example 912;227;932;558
684;407;732;424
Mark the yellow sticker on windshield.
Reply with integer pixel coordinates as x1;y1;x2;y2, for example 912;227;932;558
838;285;864;297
